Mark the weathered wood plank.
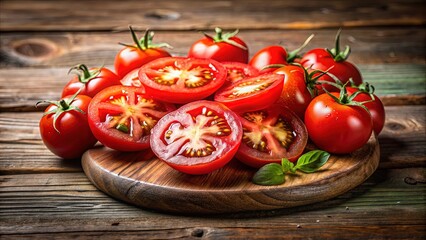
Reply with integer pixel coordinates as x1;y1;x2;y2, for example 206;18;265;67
1;28;425;68
0;64;424;112
0;168;425;239
0;105;424;174
1;0;425;31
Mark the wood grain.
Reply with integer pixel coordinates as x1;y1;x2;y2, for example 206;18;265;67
1;28;425;68
1;168;425;238
1;105;424;174
1;64;424;112
80;134;379;213
1;0;425;31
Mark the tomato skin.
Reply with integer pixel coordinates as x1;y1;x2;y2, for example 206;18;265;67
249;46;289;71
235;104;308;168
214;72;284;112
62;67;120;98
39;95;97;159
150;100;242;175
346;87;385;135
115;47;171;79
274;65;314;119
188;28;248;63
87;86;175;152
139;57;227;104
301;49;362;92
304;92;373;154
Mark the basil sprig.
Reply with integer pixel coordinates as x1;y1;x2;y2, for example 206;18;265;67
252;150;330;186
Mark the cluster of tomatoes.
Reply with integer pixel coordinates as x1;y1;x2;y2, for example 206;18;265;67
38;26;385;175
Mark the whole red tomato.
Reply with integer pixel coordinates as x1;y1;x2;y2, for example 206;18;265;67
274;64;319;119
38;93;97;159
188;27;248;63
346;83;385;135
61;64;120;98
304;90;373;154
249;34;314;72
114;26;172;78
300;29;362;92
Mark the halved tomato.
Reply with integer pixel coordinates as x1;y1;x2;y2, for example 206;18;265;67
235;103;308;168
150;100;242;175
214;73;283;112
222;62;259;83
88;86;175;151
138;57;227;104
120;68;144;88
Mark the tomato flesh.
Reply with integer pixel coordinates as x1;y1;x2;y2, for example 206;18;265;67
222;62;259;83
214;73;283;112
139;57;227;104
150;101;242;175
88;86;175;151
235;104;308;168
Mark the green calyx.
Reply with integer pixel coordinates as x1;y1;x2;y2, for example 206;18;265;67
119;25;172;51
326;28;351;62
36;89;85;133
323;82;372;113
286;34;315;63
68;64;101;84
203;27;247;50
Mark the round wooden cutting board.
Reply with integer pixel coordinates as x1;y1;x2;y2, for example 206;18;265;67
82;135;380;214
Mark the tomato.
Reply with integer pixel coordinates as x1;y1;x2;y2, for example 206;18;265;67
249;34;314;72
222;62;259;83
114;26;171;79
88;86;175;151
38;93;97;159
304;91;373;154
300;29;362;92
138;57;227;104
188;27;248;63
235;103;308;168
120;68;144;88
273;65;318;119
214;73;283;112
61;64;120;98
150;100;242;175
346;83;385;135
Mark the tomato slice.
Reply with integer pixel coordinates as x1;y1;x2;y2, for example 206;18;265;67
235;103;308;168
120;68;144;88
138;57;227;104
88;86;175;151
214;72;284;112
150;100;242;175
222;62;259;83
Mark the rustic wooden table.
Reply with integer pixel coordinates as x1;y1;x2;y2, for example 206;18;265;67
1;0;425;239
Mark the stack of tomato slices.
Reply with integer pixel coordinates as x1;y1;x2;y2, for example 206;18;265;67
87;57;308;174
39;27;385;176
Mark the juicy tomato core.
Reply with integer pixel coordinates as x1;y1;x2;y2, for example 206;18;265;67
242;111;295;154
227;69;246;82
151;65;214;88
224;78;274;98
98;92;168;140
162;107;232;158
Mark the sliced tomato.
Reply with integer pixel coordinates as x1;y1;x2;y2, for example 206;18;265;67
222;62;259;83
214;73;283;112
150;100;242;175
236;104;308;168
120;68;144;88
88;86;175;151
138;57;227;104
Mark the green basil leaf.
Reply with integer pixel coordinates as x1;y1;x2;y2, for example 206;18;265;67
281;158;296;173
252;163;285;186
295;150;330;173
